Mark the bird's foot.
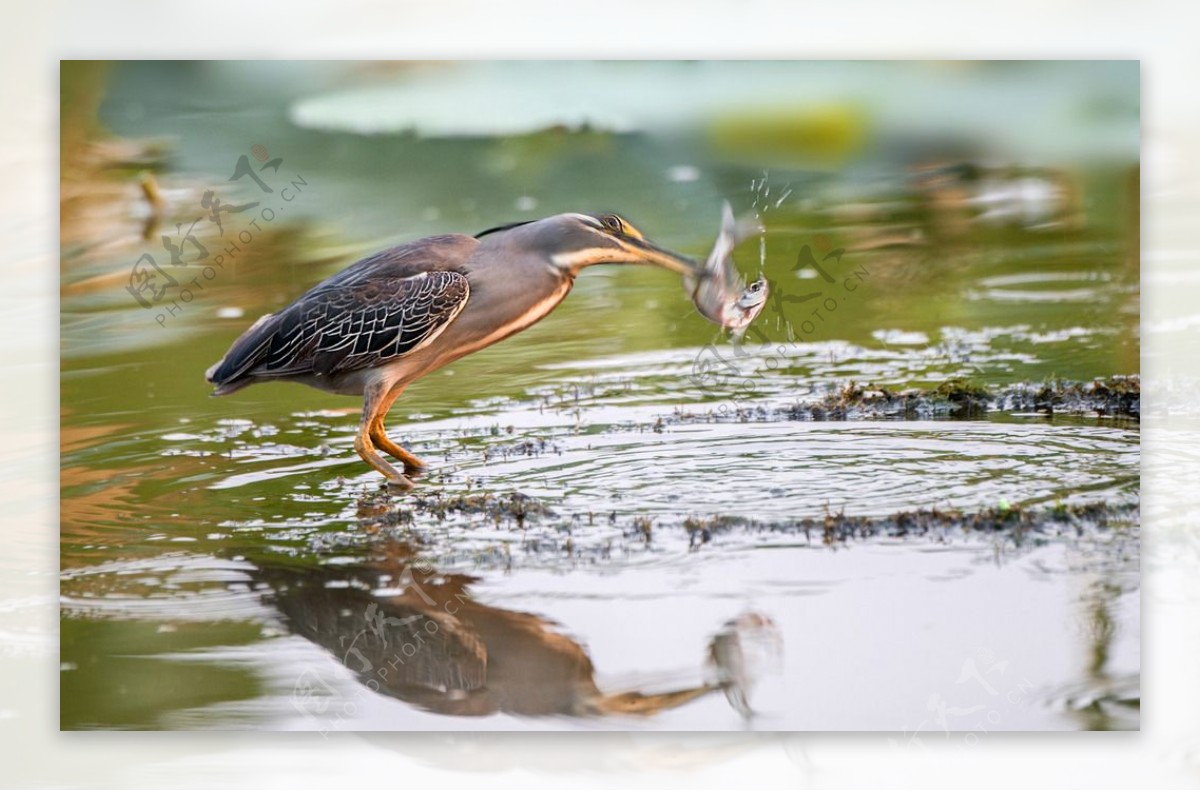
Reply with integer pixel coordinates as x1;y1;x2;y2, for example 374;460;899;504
369;431;427;477
391;446;427;476
384;474;417;493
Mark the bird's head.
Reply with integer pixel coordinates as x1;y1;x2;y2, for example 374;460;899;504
478;212;698;277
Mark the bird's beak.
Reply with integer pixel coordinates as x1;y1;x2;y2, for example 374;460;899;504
618;237;698;276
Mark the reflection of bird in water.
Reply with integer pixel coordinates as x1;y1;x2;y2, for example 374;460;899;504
206;213;697;490
258;545;780;720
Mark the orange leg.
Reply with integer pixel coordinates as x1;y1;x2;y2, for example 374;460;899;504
367;387;426;476
356;384;414;490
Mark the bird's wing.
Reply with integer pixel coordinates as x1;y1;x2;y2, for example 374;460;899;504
207;235;476;388
260;269;470;377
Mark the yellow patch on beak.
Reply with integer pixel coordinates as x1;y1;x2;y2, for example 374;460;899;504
620;222;645;241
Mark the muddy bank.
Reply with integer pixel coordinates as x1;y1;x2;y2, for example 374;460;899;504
681;500;1139;548
357;489;554;530
353;483;1138;568
670;375;1140;424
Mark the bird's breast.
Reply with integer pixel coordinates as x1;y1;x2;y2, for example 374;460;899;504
456;272;573;355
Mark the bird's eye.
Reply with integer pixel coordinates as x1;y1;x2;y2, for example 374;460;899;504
602;215;623;233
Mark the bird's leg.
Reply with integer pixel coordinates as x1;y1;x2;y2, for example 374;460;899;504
355;384;414;491
367;387;427;476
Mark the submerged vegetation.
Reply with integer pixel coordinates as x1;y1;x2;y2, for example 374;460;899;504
670;375;1141;424
352;481;1139;567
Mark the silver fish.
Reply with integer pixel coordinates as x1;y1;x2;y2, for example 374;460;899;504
685;201;768;336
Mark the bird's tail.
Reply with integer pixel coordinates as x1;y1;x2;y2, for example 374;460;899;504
205;374;255;397
206;312;277;395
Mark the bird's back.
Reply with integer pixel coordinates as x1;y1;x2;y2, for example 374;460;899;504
206;234;478;395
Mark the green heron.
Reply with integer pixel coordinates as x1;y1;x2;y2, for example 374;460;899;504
206;212;697;490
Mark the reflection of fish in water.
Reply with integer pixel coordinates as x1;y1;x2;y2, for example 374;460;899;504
707;612;784;719
685;201;768;337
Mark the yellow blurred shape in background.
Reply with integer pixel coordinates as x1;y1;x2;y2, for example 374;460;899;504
706;104;868;169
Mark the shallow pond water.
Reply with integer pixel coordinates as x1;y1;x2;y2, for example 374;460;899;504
60;62;1139;731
